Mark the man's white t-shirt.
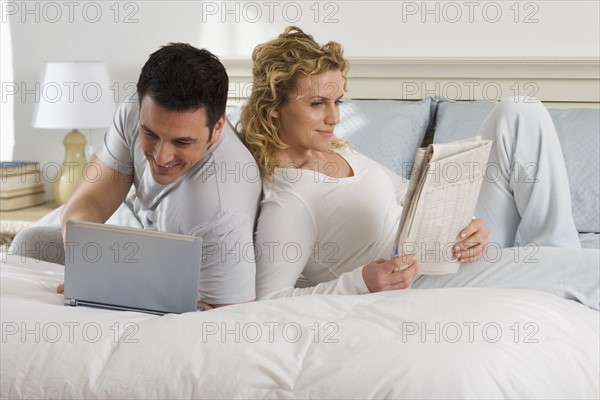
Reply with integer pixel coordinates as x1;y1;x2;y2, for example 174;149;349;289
95;96;261;304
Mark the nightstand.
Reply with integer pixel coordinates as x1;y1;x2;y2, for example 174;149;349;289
0;201;59;222
0;202;60;249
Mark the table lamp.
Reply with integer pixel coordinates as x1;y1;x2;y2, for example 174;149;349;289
32;61;115;205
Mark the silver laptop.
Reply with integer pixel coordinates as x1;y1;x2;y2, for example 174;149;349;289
63;220;203;315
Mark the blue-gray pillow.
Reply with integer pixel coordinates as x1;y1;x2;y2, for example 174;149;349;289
549;108;600;233
335;99;432;179
433;100;599;233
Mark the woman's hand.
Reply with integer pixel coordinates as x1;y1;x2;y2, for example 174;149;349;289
453;218;489;263
362;254;420;292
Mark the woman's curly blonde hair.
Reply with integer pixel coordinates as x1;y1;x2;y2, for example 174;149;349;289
239;26;349;178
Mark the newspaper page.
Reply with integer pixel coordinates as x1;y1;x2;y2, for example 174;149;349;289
392;136;492;275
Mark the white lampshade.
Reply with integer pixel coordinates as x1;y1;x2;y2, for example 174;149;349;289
32;61;115;129
31;61;116;205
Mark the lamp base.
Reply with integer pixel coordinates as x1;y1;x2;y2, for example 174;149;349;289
53;129;88;205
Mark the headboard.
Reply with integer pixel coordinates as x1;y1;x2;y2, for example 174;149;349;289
222;57;600;109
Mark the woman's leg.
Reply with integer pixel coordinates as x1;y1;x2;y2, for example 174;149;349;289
475;97;580;248
412;246;600;310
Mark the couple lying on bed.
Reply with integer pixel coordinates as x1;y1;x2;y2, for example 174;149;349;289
14;26;599;311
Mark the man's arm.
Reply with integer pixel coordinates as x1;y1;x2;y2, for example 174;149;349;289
60;155;133;241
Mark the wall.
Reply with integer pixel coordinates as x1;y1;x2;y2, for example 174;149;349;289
2;0;599;199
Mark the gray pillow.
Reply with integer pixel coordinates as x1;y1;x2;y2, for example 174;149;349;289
335;99;432;179
433;100;600;233
433;100;494;143
549;108;600;233
227;106;243;129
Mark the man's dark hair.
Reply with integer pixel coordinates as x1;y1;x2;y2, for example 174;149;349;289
137;43;228;133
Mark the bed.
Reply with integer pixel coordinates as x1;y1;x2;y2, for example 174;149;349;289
2;254;599;398
2;57;599;398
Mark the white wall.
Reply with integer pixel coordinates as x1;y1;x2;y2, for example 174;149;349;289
2;0;599;199
1;11;14;160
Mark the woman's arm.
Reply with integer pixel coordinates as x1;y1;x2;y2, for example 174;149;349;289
255;190;419;300
255;190;370;299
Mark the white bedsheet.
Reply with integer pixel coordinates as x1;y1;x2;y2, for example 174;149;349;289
1;254;599;399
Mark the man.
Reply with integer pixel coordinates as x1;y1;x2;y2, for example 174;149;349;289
16;43;261;308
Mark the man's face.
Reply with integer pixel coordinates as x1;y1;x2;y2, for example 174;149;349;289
139;95;224;185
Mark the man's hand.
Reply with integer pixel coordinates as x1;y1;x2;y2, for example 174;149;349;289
453;218;489;263
362;254;420;292
197;301;214;311
57;283;64;294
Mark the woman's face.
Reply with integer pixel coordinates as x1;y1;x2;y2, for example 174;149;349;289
273;69;345;155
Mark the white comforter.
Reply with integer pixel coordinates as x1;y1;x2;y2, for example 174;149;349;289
1;254;599;399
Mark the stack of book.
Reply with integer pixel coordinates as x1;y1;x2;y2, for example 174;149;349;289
0;161;46;211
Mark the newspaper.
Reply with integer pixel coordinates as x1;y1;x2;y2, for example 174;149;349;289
392;136;492;275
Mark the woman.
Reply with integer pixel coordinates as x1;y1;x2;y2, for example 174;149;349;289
240;27;598;309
